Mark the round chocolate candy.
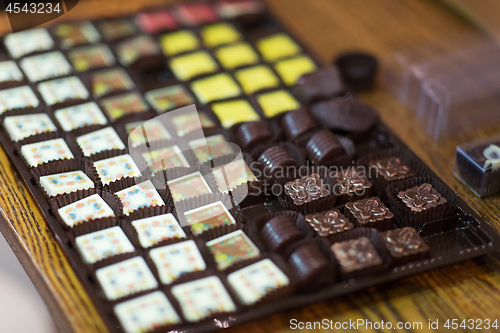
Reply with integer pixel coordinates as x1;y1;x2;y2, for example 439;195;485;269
310;97;379;133
261;215;302;252
234;121;273;151
334;52;378;91
305;130;346;165
293;66;346;104
258;146;298;178
281;108;317;141
288;243;329;289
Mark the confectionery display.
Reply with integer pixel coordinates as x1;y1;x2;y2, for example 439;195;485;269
0;1;498;332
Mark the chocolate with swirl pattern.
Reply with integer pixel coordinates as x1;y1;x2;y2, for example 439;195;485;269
284;173;329;206
370;157;416;182
397;183;447;213
382;227;429;259
330;237;383;273
305;208;353;236
344;197;394;231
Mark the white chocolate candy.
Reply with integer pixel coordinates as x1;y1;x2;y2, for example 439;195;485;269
20;51;72;82
57;193;115;227
39;170;94;197
38;76;89;106
0;86;39;114
75;226;135;264
116;180;165;216
76;127;125;157
54;102;108;131
96;257;158;300
4;28;54;59
93;154;141;185
20;138;74;167
114;291;181;333
131;213;186;248
4;113;56;142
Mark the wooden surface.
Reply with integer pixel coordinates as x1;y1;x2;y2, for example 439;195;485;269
2;0;500;332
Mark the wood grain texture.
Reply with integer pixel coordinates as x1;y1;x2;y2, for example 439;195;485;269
1;0;500;332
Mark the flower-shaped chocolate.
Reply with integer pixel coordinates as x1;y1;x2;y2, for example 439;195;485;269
284;174;329;205
331;237;383;273
345;197;393;225
383;227;429;258
335;168;372;195
305;208;353;236
371;157;415;181
397;183;447;212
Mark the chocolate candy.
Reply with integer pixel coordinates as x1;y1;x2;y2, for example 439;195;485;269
382;227;429;259
258;146;297;178
292;66;345;104
235;121;272;151
397;183;447;213
334;52;377;91
284;174;329;205
330;237;382;273
334;168;371;194
370;157;415;182
345;197;394;231
288;243;329;289
305;130;346;165
261;215;302;252
311;98;379;133
281;108;317;141
305;208;353;237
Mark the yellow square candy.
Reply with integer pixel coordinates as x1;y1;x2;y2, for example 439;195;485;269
234;65;280;94
215;42;259;70
274;55;317;86
201;23;242;48
212;99;260;128
170;51;218;81
190;73;242;104
257;90;300;117
257;33;301;62
160;30;200;56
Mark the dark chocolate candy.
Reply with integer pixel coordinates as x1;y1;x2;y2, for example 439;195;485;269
345;197;393;231
288;243;329;289
305;208;353;236
281;108;317;141
466;142;500;171
334;52;377;91
397;183;447;213
310;98;379;133
234;121;272;151
261;215;302;252
284;173;329;205
330;236;382;273
305;130;346;165
292;66;345;104
382;227;429;259
333;168;372;195
370;157;415;181
258;146;297;178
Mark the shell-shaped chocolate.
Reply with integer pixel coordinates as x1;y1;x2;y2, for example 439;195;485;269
305;130;346;165
258;146;297;177
235;121;272;151
261;215;302;252
281;109;317;141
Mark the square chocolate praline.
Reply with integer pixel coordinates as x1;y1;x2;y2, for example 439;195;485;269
305;208;353;237
381;227;429;266
332;168;373;204
397;183;447;213
330;237;383;276
369;156;416;190
344;197;394;231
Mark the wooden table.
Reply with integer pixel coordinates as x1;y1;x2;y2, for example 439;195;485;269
1;1;500;332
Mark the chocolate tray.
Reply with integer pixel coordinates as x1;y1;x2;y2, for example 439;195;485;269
0;1;499;333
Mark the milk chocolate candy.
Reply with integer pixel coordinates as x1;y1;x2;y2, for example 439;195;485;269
305;130;346;165
258;146;298;178
311;98;379;133
382;227;429;264
331;237;382;274
292;66;345;104
261;215;302;252
288;243;329;290
235;121;273;151
397;183;447;213
281;108;317;141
